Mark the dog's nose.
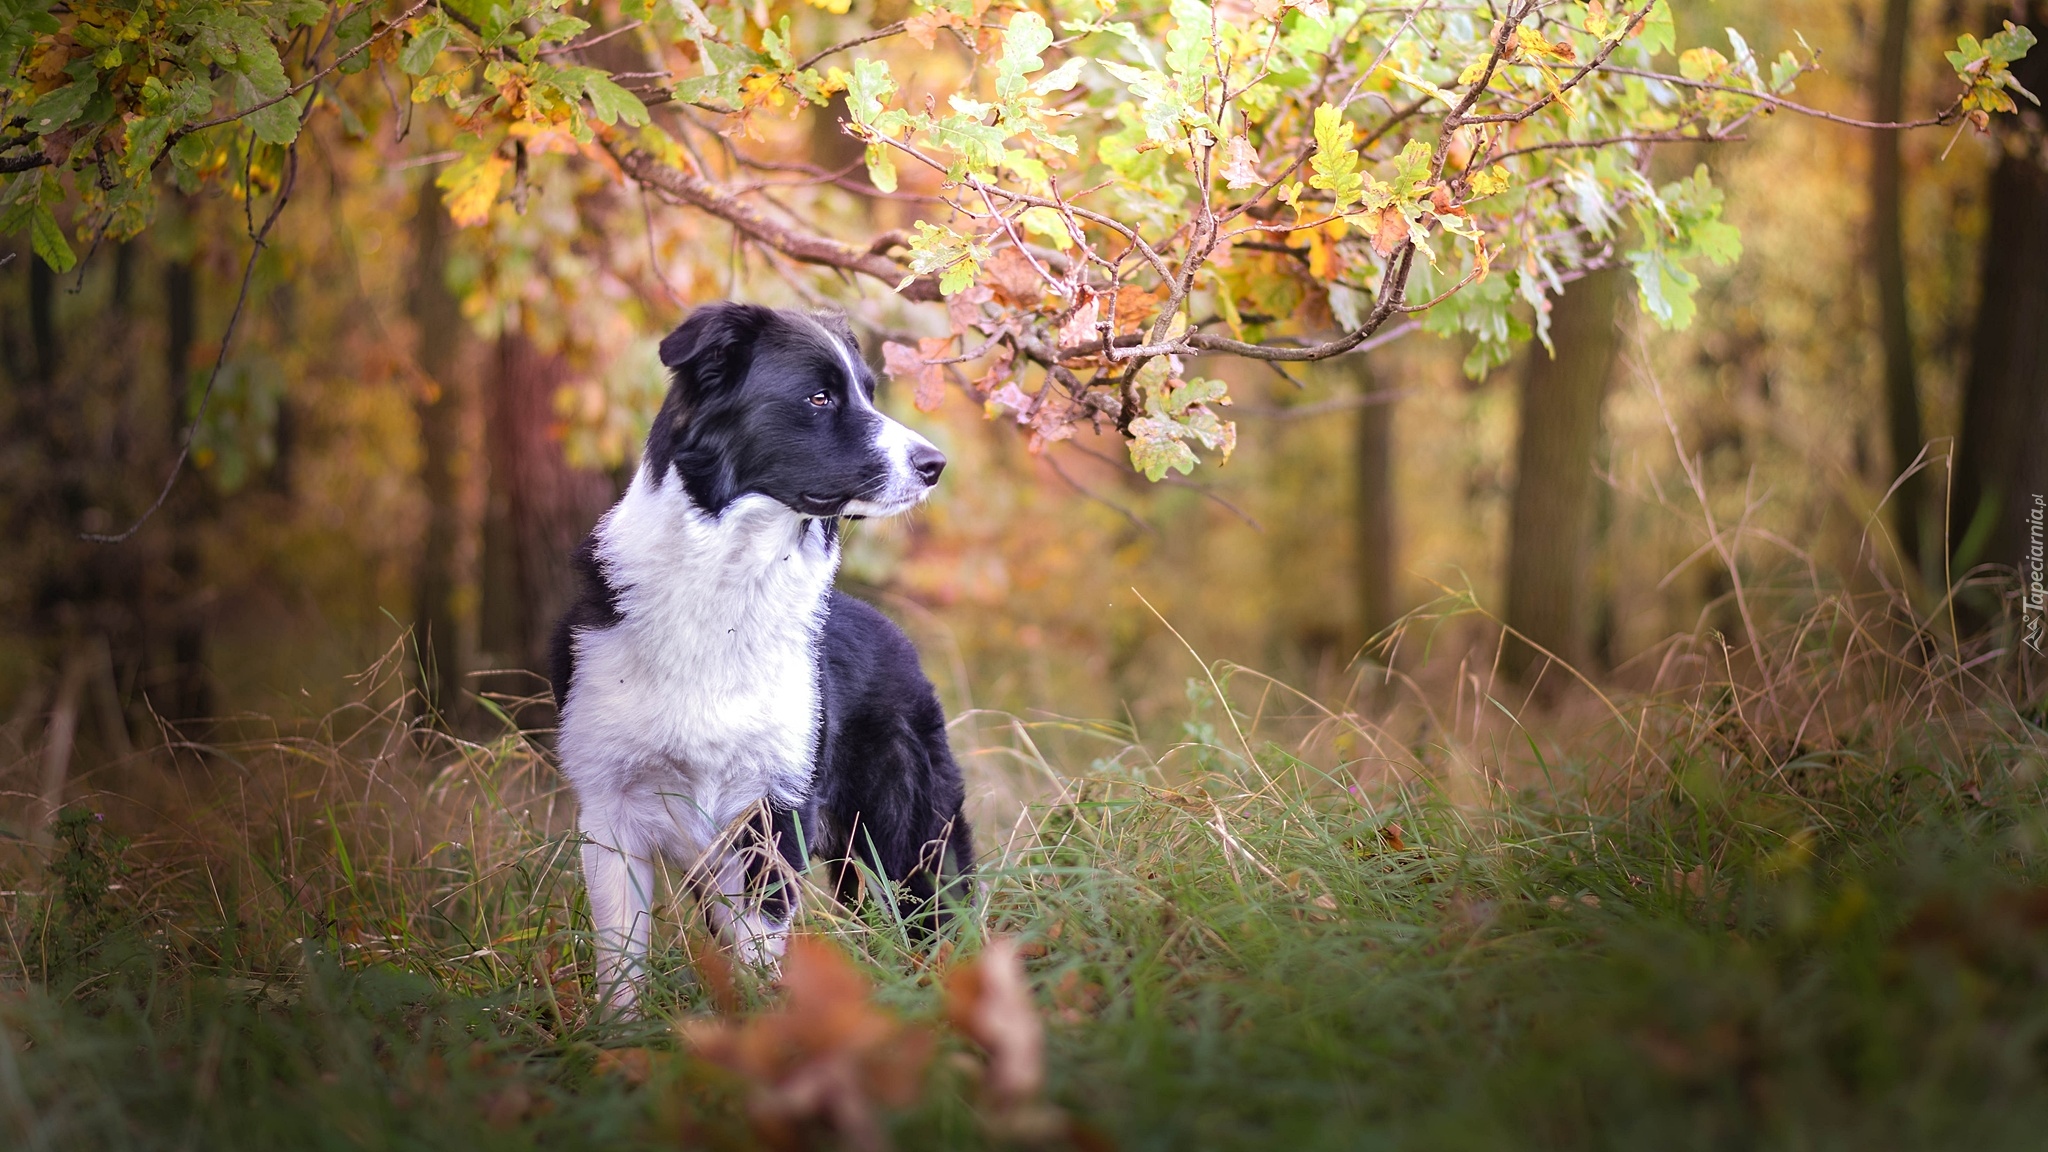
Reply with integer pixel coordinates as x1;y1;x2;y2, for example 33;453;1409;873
910;443;946;487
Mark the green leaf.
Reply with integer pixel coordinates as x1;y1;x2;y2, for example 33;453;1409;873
1128;418;1198;480
1985;21;2037;64
997;11;1053;102
400;23;454;77
864;142;897;193
1163;0;1216;82
234;73;302;145
1638;0;1676;57
31;203;75;273
23;78;97;135
846;58;897;126
582;73;650;127
123;115;175;177
1627;248;1698;328
336;5;375;59
283;0;327;28
905;220;987;296
534;15;592;46
1390;138;1433;198
1768;49;1800;92
1032;56;1089;95
761;15;795;71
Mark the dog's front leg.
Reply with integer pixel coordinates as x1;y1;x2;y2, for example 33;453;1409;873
702;804;807;973
582;829;657;1017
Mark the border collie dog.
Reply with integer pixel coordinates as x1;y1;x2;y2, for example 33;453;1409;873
548;302;973;1014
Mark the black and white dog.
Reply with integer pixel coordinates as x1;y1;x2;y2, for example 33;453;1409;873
548;303;974;1014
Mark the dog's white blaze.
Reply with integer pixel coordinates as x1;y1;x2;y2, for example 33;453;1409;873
812;316;865;393
807;317;938;519
558;472;835;1011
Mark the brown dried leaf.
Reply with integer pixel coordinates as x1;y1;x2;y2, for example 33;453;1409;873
914;336;952;412
1219;135;1262;189
904;7;965;49
1112;284;1166;335
1056;295;1100;350
971;341;1016;402
1371;205;1408;258
947;283;994;338
481;1083;537;1128
682;937;935;1152
1027;399;1079;453
985;382;1034;422
1052;969;1105;1023
944;937;1044;1107
593;1047;654;1086
883;339;949;414
986;246;1047;308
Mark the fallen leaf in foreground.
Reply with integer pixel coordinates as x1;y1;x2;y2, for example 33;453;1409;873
945;936;1045;1107
682;936;934;1152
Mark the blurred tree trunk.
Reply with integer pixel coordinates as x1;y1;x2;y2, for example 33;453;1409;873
1350;356;1396;645
480;328;618;717
160;254;215;727
1872;0;1930;576
1503;267;1624;685
409;181;482;727
1951;1;2048;638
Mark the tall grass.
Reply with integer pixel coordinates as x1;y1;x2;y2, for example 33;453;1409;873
1;563;2044;1149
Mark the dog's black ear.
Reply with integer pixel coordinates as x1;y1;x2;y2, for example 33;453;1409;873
658;302;776;390
643;303;775;488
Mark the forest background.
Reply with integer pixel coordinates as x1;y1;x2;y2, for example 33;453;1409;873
1;0;2046;1145
3;0;2042;745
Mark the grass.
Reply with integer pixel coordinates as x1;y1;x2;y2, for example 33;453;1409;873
2;585;2046;1151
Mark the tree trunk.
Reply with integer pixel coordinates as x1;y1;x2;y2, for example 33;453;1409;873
1350;356;1397;645
1503;267;1625;685
1873;0;1929;577
160;255;214;727
1951;0;2048;647
409;181;483;726
480;327;618;718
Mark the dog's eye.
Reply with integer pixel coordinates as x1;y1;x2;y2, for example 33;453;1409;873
808;390;833;408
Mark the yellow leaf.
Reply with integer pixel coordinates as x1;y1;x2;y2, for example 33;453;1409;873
804;0;852;12
739;70;784;108
438;154;511;228
1467;164;1512;198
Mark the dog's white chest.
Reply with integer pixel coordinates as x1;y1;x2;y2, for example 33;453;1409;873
556;483;837;838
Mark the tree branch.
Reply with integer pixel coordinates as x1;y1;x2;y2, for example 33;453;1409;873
610;143;941;301
1595;64;1963;130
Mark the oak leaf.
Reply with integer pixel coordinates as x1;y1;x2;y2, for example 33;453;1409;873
1371;205;1409;258
1219;135;1261;189
682;936;935;1152
882;338;952;413
944;937;1045;1107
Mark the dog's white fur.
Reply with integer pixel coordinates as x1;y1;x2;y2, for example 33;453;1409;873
555;348;940;1014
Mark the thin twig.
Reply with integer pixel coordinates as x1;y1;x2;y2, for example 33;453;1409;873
1596;64;1962;130
83;134;298;545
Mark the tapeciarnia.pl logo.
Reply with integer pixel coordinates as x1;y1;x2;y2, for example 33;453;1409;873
2026;493;2045;655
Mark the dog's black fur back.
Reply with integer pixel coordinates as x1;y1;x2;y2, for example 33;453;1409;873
812;591;974;918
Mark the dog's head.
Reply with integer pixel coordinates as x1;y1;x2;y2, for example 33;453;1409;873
643;303;946;519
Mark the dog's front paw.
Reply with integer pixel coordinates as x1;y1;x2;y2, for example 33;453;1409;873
726;913;790;977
